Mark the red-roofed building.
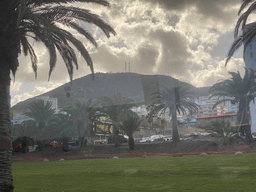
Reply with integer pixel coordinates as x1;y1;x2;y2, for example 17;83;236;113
196;113;237;127
196;104;228;118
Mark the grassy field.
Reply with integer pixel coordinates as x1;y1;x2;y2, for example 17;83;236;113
13;153;256;192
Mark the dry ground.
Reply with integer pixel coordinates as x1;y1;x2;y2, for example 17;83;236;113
13;139;256;161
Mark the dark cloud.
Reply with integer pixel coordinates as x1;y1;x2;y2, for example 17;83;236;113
144;0;240;24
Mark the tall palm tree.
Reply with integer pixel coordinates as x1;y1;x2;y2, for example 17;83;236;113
24;99;55;151
0;1;115;190
98;92;135;147
148;82;199;142
226;0;256;65
209;69;256;143
24;99;55;129
64;99;95;148
39;114;74;151
12;120;37;140
120;110;142;150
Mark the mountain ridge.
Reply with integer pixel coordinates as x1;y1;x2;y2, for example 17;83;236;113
12;72;210;112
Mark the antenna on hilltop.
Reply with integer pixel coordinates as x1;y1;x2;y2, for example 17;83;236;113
129;62;130;73
125;61;127;73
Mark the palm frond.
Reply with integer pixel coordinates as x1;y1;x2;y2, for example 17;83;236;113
238;0;254;15
28;0;111;8
225;36;243;66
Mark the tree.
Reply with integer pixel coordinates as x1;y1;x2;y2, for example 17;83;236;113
226;0;256;65
24;100;55;151
148;81;199;142
209;69;256;143
24;99;55;129
200;121;241;145
98;92;135;147
120;110;142;150
0;1;115;190
39;114;74;151
64;99;94;148
11;120;37;140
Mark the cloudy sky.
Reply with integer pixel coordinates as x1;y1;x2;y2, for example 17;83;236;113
11;0;255;106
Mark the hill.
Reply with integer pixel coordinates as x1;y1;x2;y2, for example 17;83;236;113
11;72;210;112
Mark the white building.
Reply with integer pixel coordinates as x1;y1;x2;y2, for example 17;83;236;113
244;22;256;133
131;105;148;117
195;95;238;118
11;113;33;125
37;96;58;110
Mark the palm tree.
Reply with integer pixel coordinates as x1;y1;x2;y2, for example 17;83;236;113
64;99;95;148
39;114;74;151
24;99;55;151
120;110;142;150
98;92;135;147
201;121;241;145
24;99;55;129
12;120;37;140
0;1;115;190
209;69;256;143
148;81;199;142
226;0;256;65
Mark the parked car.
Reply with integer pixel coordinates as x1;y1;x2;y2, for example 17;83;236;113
107;135;128;144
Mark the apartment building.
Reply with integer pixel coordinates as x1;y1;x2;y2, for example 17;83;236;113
244;22;256;133
197;104;228;117
195;95;229;117
37;96;58;110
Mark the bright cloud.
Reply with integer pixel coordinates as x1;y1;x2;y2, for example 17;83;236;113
12;0;249;106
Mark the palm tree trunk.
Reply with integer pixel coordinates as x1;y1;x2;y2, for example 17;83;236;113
77;122;85;149
128;134;135;150
238;100;253;143
79;136;84;149
62;138;69;152
113;124;120;147
0;66;14;191
172;108;180;142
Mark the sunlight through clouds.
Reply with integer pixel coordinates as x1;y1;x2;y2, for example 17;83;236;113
12;0;246;106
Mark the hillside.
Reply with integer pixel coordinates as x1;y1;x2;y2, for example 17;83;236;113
11;72;210;112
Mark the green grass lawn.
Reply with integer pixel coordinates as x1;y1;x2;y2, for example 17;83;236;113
13;153;256;192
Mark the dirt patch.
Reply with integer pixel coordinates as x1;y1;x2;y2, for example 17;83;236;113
13;140;256;162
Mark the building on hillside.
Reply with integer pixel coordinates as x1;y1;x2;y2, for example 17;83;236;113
244;22;256;133
196;113;237;128
131;105;148;117
196;104;228;117
11;110;33;125
37;96;58;110
224;99;239;113
196;95;221;105
195;95;237;117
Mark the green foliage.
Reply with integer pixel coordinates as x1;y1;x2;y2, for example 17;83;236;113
63;99;95;139
148;84;198;120
226;0;256;66
24;99;55;129
97;92;136;146
209;69;256;141
210;69;256;109
11;120;37;140
13;154;256;191
201;121;242;145
0;0;115;79
120;110;142;136
98;92;135;126
148;82;198;142
38;114;74;141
